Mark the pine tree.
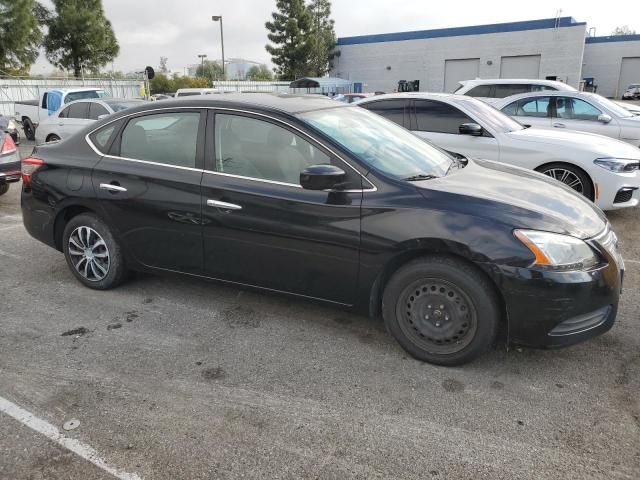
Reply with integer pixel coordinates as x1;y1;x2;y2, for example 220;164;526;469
307;0;336;77
44;0;119;78
265;0;312;80
0;0;43;74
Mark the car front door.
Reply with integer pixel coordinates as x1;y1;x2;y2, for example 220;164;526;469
409;99;499;160
91;109;205;274
200;111;364;305
501;96;552;129
552;96;621;138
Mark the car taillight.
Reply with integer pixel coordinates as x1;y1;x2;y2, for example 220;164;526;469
21;157;45;186
1;133;17;155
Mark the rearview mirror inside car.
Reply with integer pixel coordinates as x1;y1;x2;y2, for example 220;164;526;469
300;164;346;191
459;123;484;136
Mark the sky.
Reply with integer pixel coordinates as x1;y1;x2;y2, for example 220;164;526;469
31;0;640;75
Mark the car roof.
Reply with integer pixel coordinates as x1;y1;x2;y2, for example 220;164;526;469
492;90;601;107
460;78;574;87
97;93;347;118
358;92;461;103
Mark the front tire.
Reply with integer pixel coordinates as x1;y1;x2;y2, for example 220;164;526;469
46;134;61;143
62;213;127;290
536;163;594;200
382;256;500;366
0;184;9;196
23;118;36;141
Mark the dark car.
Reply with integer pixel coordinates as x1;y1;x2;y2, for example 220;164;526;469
20;94;624;365
0;128;21;196
1;114;20;145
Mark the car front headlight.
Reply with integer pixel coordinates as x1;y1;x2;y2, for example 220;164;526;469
594;158;640;173
514;230;599;270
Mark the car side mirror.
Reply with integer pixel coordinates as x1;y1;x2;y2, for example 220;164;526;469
459;123;483;136
300;164;346;191
598;114;612;124
97;114;109;120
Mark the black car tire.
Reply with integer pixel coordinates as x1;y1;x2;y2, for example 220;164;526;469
536;163;594;201
62;213;127;290
23;118;36;141
0;184;9;196
47;134;61;143
382;255;500;366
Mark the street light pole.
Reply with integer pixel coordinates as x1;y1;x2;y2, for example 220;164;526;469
212;16;225;78
197;54;207;78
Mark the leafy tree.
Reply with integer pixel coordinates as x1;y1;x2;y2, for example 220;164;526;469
246;64;274;81
159;56;169;73
265;0;312;80
196;60;225;80
307;0;336;77
611;25;636;35
44;0;119;79
150;73;210;94
0;0;44;74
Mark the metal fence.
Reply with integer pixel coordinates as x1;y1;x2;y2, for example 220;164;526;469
0;77;142;117
211;80;291;93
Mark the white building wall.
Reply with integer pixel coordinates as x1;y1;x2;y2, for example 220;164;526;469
583;40;640;98
332;25;586;93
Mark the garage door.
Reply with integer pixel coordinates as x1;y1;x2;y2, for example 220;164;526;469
618;57;640;98
500;55;541;78
444;58;480;93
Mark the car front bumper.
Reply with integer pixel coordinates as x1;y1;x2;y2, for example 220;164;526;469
594;169;640;210
494;229;623;349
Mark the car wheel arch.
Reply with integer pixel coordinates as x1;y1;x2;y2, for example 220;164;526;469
534;161;595;200
368;249;506;327
53;205;98;251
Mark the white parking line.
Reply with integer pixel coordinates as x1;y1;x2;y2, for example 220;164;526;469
0;396;142;480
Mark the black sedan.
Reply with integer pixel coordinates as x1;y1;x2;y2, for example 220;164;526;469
20;94;624;365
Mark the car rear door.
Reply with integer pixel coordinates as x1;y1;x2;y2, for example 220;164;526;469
501;96;552;129
59;102;93;138
91;109;205;274
199;110;364;305
552;96;621;138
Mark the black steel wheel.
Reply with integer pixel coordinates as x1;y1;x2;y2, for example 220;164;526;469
382;255;500;366
537;163;594;200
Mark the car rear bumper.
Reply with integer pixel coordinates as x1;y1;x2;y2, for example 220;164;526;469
0;159;21;184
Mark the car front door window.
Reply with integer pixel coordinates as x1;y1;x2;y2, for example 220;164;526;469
413;100;474;134
556;97;601;121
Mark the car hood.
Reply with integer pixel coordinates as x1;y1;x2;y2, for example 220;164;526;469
508;127;640;159
414;159;607;239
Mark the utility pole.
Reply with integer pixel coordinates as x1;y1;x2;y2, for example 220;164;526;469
197;54;207;77
212;16;225;78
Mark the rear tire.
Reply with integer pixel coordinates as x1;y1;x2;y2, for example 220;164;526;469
0;184;9;196
62;213;127;290
382;255;500;366
23;118;36;141
46;134;61;143
536;163;594;201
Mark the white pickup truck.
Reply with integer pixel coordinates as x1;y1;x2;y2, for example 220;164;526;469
14;88;107;140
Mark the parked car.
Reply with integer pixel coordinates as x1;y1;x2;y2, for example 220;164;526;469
496;91;640;147
621;84;640;99
174;88;231;97
15;88;108;141
0;129;20;196
1;114;20;145
333;93;372;104
613;100;640;116
21;94;624;365
35;99;146;144
454;79;576;105
358;93;640;209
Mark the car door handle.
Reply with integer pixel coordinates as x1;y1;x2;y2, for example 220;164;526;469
553;123;566;128
99;183;127;193
58;122;64;126
206;199;242;211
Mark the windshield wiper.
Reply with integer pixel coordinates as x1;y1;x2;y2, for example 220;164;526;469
403;174;439;182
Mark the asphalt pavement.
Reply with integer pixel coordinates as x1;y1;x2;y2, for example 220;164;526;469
0;141;638;479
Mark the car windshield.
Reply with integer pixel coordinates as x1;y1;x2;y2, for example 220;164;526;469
65;90;106;103
298;106;453;179
589;94;634;118
104;100;145;112
457;98;524;133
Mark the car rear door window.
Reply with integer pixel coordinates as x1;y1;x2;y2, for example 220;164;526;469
413;100;474;134
88;103;109;120
119;112;200;168
58;106;70;119
214;114;332;185
66;102;90;119
465;85;492;97
359;100;408;128
556;97;601;121
515;97;551;117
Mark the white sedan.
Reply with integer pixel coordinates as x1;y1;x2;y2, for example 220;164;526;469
35;98;146;144
358;93;640;210
495;91;640;147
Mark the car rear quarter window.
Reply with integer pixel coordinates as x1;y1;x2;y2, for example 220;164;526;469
119;112;201;168
90;124;119;153
413;100;474;134
465;85;492;98
359;100;408;128
66;102;90;119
